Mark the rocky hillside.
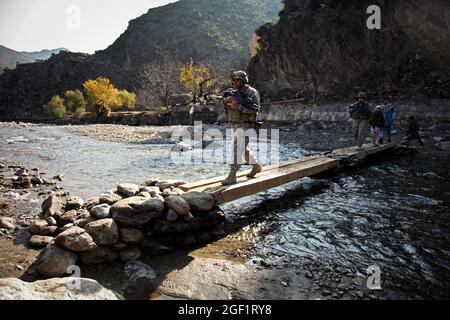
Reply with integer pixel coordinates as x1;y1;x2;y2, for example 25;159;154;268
248;0;450;101
0;0;280;120
0;45;35;69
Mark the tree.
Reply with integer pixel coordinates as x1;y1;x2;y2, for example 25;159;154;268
179;58;215;100
64;89;86;113
118;90;136;110
43;95;66;119
136;56;182;109
83;77;128;117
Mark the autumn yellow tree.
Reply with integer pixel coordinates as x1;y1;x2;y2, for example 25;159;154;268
83;77;121;117
179;58;215;100
118;90;136;110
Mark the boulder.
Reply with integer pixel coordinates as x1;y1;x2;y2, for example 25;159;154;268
117;183;140;197
0;278;123;300
29;220;48;235
41;195;63;217
181;192;215;213
175;233;196;248
112;242;128;252
65;196;84;211
164;196;190;215
39;226;58;236
120;227;145;245
119;246;142;262
84;219;119;246
45;216;57;226
152;210;225;234
79;247;118;265
90;203;111;219
183;211;194;222
166;209;178;222
0;217;15;231
124;260;156;284
111;197;164;226
37;245;78;278
59;210;78;224
136;191;152;199
29;235;53;248
139;186;161;197
55;227;97;252
76;209;91;219
85;197;100;209
155;180;186;190
99;192;123;205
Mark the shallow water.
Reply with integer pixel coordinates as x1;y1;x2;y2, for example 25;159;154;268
1;125;449;298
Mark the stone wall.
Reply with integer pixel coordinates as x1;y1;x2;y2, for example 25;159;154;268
258;99;450;128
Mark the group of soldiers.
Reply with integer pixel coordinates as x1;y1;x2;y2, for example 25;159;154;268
220;71;423;186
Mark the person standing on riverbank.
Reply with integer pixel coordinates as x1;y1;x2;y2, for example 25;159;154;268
221;70;263;186
349;92;372;148
370;106;385;146
403;115;424;147
382;96;395;143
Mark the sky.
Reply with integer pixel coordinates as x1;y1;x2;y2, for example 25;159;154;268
0;0;178;54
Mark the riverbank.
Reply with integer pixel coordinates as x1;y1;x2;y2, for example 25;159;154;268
1;123;449;300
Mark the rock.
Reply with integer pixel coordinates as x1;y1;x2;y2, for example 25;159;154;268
77;209;91;219
73;217;95;228
79;247;118;264
37;245;78;277
140;238;174;256
85;197;100;209
55;227;97;252
59;210;78;224
155;180;186;190
436;141;450;151
139;186;161;197
99;193;123;205
433;137;443;142
120;227;145;245
166;209;178;222
119;246;142;262
195;232;211;244
111;197;164;226
29;235;53;248
45;217;57;226
112;242;128;252
124;260;156;284
136;191;152;199
39;226;58;236
183;211;194;222
175;233;196;248
53;174;64;181
41;195;63;217
90;203;111;219
65;196;84;211
29;220;49;235
117;183;140;197
180;192;215;213
0;217;15;231
85;219;119;246
30;176;44;185
152;209;225;234
0;278;123;300
164;196;190;215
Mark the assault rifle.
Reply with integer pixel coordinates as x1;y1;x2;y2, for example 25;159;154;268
222;89;260;113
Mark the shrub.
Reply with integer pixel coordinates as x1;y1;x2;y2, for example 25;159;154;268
43;95;66;119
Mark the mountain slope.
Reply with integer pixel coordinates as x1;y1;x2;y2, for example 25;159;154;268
248;0;450;101
0;45;35;69
20;48;69;61
0;0;281;120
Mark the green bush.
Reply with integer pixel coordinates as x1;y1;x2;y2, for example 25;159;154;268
64;89;86;113
43;95;66;119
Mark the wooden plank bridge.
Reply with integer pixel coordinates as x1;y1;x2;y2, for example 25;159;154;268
179;142;399;205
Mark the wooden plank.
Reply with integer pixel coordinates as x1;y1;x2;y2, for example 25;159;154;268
330;142;397;160
179;157;338;204
179;155;324;191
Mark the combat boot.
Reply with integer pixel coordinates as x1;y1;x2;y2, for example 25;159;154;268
221;168;238;186
246;163;263;178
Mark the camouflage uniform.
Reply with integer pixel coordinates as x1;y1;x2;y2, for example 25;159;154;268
349;93;372;147
221;71;262;185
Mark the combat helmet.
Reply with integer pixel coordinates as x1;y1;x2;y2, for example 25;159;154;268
230;70;249;84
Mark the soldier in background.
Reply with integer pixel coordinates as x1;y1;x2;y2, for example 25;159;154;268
349;92;372;148
221;70;263;186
